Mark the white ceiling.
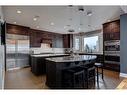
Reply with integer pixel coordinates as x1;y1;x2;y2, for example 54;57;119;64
2;6;124;34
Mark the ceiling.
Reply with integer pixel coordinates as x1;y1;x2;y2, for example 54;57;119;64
2;6;124;34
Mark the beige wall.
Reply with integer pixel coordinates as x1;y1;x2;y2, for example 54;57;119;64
0;6;4;21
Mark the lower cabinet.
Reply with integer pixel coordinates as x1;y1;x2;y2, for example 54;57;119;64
104;63;120;72
30;55;69;76
31;57;46;75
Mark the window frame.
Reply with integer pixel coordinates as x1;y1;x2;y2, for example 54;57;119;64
82;35;99;53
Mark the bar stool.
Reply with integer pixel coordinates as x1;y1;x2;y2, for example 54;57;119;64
81;65;96;89
94;63;104;88
62;66;85;88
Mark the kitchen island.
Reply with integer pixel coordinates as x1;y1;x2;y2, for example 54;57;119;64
30;54;69;75
45;55;97;89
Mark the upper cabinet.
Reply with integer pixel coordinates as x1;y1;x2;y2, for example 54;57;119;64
6;23;71;48
103;20;120;41
52;34;63;48
6;23;30;36
63;34;73;48
103;20;120;33
30;29;53;47
30;29;64;48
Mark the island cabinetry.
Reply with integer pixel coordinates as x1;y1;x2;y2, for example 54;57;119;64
46;55;97;88
31;56;46;75
30;54;69;75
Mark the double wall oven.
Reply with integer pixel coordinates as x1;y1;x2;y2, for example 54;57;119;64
104;40;120;71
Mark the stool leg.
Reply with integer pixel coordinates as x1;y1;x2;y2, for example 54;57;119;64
97;67;99;88
73;74;75;88
102;67;104;80
86;76;89;88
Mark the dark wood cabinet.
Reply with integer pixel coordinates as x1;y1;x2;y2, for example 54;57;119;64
31;56;46;75
103;20;120;41
6;23;71;48
104;63;120;71
103;20;120;34
29;29;64;48
30;30;41;47
104;32;120;41
6;23;30;36
63;34;73;48
103;20;120;72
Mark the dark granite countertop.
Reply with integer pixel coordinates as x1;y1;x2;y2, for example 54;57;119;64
46;55;97;63
78;52;103;55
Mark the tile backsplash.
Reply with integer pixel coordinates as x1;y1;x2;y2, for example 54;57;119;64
30;47;66;54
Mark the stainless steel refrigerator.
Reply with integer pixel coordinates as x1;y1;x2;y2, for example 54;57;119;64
0;21;5;89
6;34;29;70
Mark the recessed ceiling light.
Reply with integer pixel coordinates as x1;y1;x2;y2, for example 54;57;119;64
64;26;66;29
13;22;17;24
87;11;92;16
17;10;22;14
50;22;54;25
33;18;37;21
33;16;39;21
107;19;111;22
36;26;39;29
78;28;81;31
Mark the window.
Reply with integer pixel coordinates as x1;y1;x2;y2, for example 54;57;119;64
83;36;99;53
74;38;80;50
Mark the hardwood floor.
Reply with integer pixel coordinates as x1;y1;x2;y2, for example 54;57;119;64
116;78;127;89
4;67;124;89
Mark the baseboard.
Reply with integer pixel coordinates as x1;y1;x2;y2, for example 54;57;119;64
120;73;127;78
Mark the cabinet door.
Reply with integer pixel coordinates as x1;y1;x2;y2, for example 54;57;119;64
104;33;110;41
113;32;120;40
103;23;111;33
104;32;120;41
63;34;69;48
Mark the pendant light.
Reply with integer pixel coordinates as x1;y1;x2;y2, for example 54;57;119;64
78;6;84;32
68;5;75;33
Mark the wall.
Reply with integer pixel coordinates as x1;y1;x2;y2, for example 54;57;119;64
0;6;4;21
120;13;127;75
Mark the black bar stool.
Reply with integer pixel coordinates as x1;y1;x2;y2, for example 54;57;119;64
81;65;95;89
62;66;85;88
94;62;104;88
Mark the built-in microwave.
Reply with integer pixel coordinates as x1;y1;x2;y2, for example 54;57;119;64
104;40;120;51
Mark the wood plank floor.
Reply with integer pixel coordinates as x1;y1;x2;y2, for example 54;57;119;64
116;78;127;89
4;67;124;89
